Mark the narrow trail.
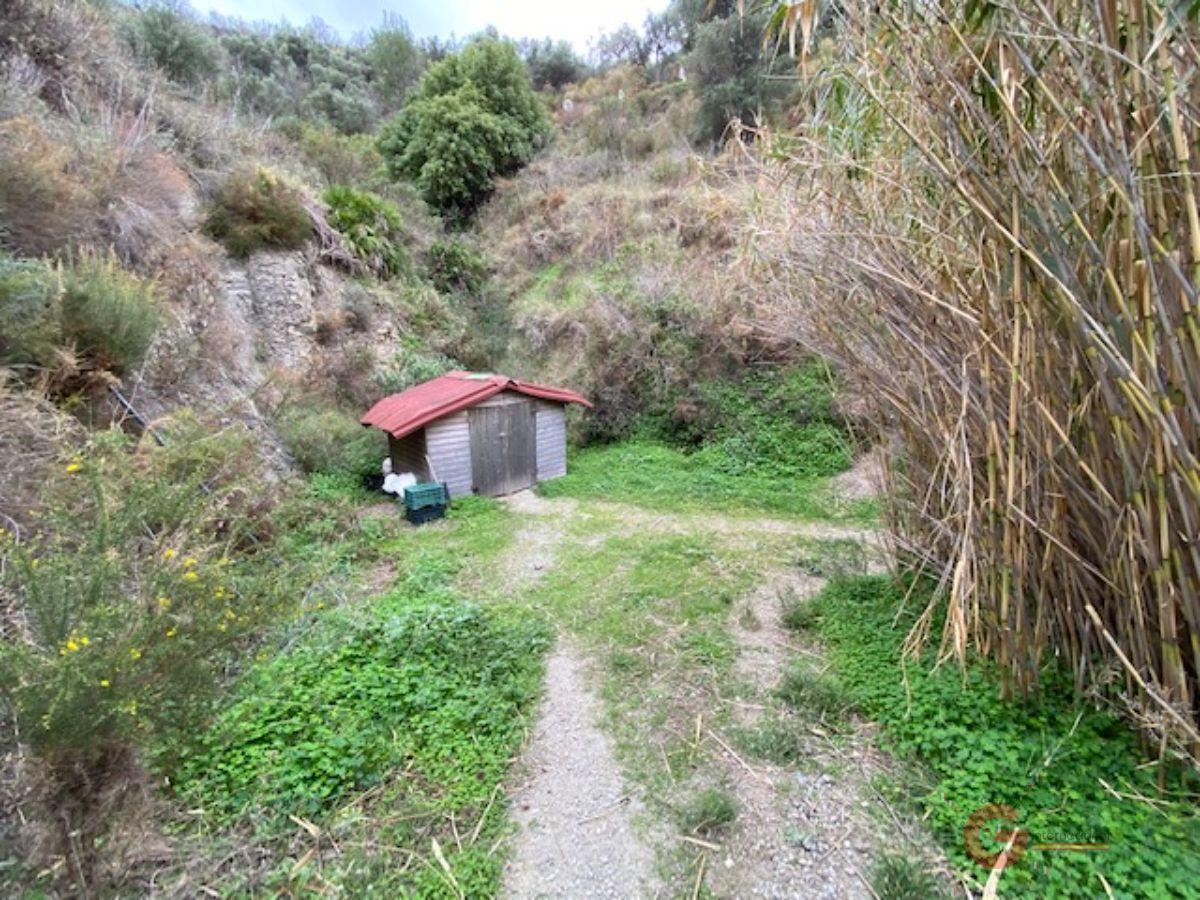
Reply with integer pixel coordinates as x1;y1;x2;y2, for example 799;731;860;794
502;645;660;899
499;491;659;898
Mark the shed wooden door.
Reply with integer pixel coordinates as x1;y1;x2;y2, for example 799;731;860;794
469;400;536;495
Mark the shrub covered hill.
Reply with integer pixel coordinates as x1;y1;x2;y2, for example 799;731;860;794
0;1;839;893
0;0;821;478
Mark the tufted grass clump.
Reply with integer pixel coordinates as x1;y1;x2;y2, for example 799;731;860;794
322;184;410;278
203;167;311;258
678;787;738;837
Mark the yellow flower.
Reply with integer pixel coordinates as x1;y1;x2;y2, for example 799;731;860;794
217;622;227;632
157;596;172;611
182;571;199;582
213;586;227;599
129;648;142;660
66;639;78;652
316;601;325;609
163;548;177;560
99;679;110;688
183;556;198;569
66;462;81;474
30;558;39;569
79;636;89;646
166;627;177;638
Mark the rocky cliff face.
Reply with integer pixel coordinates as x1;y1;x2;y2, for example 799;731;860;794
128;247;404;468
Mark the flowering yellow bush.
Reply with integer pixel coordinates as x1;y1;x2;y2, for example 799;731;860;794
0;418;292;756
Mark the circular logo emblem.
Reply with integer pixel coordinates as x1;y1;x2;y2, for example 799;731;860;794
964;803;1030;868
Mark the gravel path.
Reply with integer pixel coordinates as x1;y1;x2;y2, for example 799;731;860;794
502;644;659;899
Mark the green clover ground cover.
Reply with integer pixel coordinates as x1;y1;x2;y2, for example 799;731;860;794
814;576;1200;898
173;502;549;896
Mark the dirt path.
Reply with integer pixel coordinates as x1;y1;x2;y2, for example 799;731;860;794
712;570;890;899
500;491;659;898
502;645;660;899
497;486;938;898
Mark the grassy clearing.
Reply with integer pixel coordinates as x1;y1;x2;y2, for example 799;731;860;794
813;576;1200;897
164;496;544;897
539;440;877;521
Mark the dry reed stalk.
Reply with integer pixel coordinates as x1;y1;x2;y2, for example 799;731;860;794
747;0;1200;761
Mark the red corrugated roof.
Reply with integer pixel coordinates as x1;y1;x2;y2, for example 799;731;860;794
361;371;591;438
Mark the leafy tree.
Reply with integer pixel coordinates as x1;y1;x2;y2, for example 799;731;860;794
520;38;587;90
684;10;790;145
368;13;424;110
377;38;549;215
592;24;650;69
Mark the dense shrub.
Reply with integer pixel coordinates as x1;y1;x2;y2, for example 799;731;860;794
275;403;383;477
120;1;221;85
0;252;158;378
378;38;550;214
0;419;288;885
425;237;487;294
321;185;409;278
373;343;458;395
0;118;96;256
203;168;311;258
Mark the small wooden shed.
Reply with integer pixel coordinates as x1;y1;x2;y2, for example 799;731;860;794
361;371;591;497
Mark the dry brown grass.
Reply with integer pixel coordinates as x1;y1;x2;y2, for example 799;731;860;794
747;0;1200;759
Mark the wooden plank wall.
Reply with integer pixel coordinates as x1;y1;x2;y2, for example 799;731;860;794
535;401;567;480
425;411;473;496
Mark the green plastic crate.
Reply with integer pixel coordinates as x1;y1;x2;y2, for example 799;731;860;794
404;482;448;510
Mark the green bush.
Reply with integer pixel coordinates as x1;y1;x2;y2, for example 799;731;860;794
276;403;383;477
0;422;282;754
121;2;221;86
0;252;158;377
203;168;311;258
378;38;550;214
426;237;488;294
373;343;458;394
321;185;409;278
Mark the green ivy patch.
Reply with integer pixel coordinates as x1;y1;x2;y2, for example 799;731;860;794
175;557;550;894
814;576;1200;897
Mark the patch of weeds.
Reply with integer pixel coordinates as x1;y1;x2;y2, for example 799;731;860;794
732;715;807;766
679;787;737;837
816;576;1200;896
780;588;820;632
869;852;945;900
173;550;550;896
777;662;853;724
795;537;868;578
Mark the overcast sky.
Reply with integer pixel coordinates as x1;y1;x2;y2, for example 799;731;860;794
195;1;670;53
